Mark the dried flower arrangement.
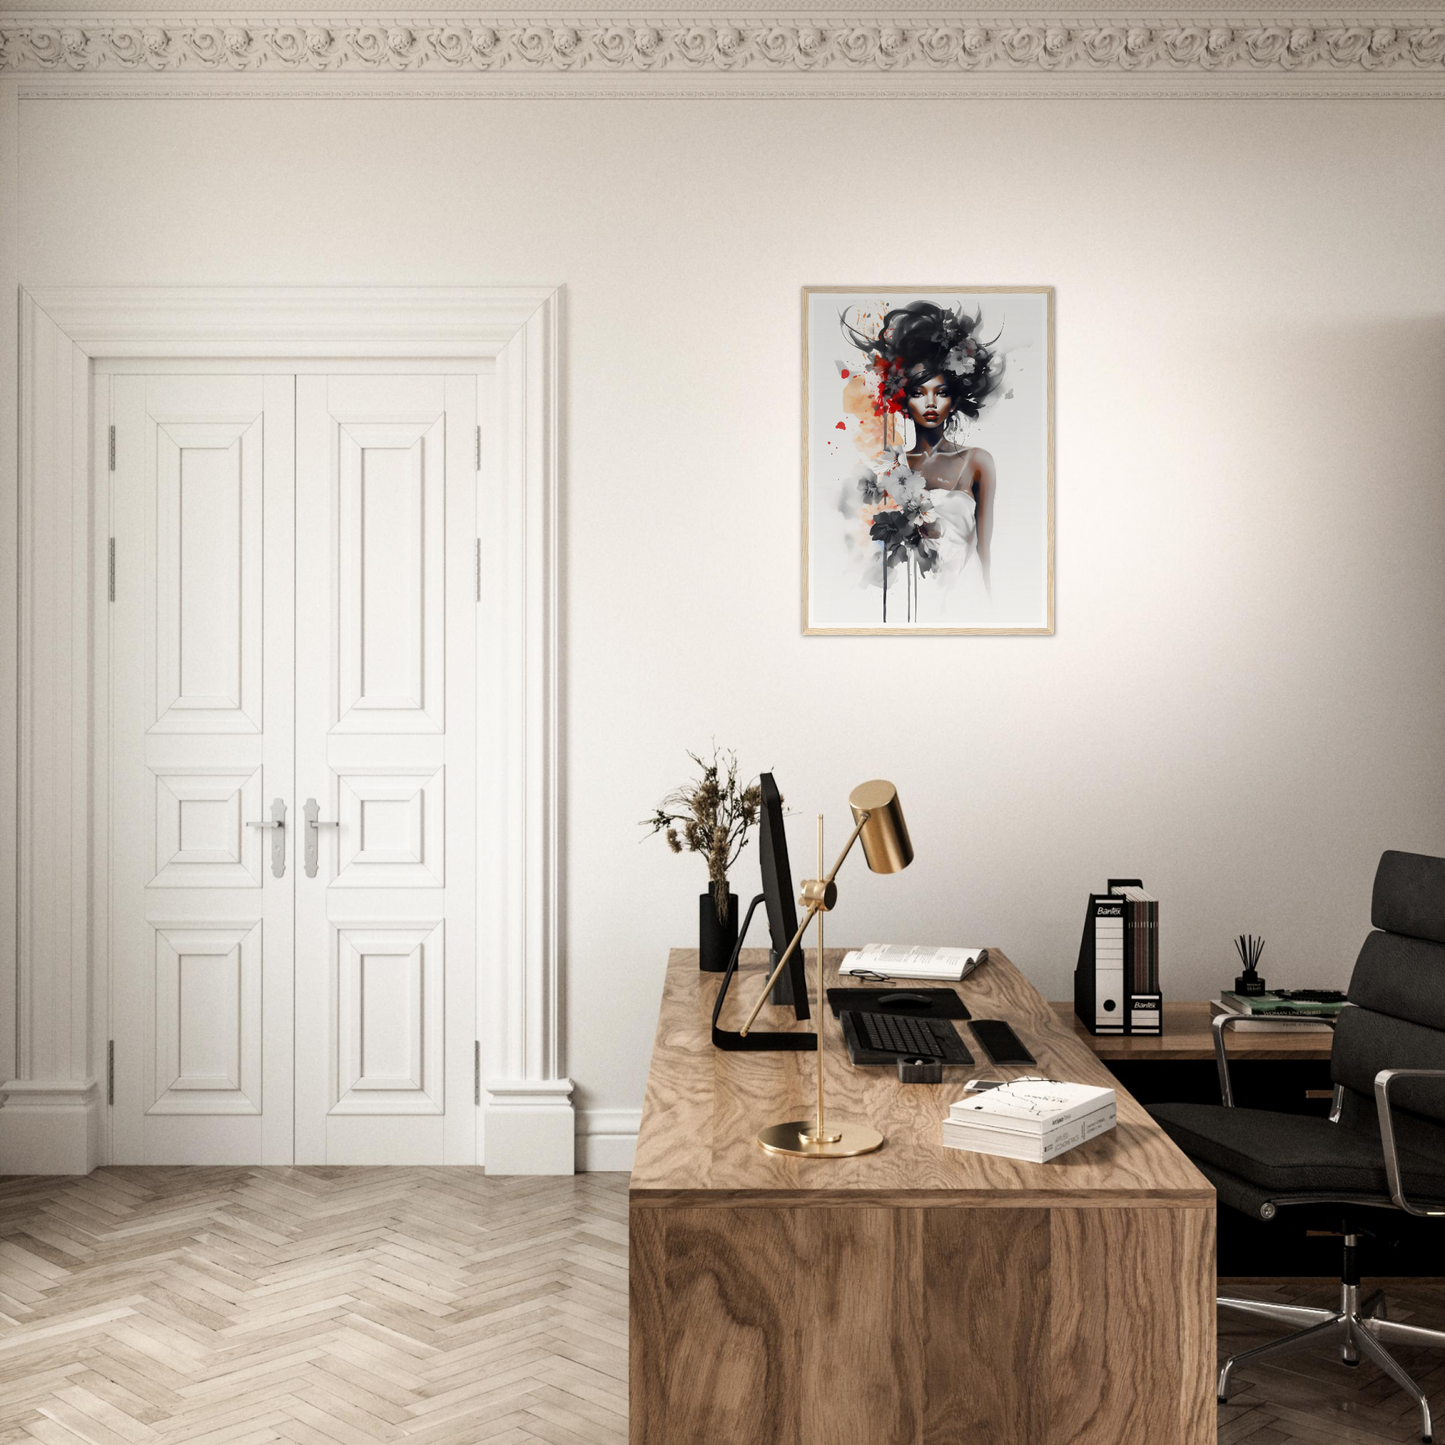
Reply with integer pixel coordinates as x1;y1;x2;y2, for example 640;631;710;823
643;746;763;922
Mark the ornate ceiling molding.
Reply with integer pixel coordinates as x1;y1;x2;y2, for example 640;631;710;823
2;13;1443;88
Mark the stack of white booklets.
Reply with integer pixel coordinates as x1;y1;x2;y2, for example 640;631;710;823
942;1079;1117;1163
839;943;985;982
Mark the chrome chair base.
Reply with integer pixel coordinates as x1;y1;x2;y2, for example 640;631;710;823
1219;1281;1445;1442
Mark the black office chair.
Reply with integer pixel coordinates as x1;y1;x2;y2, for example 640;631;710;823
1149;849;1445;1443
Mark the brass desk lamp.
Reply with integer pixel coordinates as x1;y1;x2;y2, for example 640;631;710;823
738;779;913;1158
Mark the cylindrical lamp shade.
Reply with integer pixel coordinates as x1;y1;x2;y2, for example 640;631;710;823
848;780;913;874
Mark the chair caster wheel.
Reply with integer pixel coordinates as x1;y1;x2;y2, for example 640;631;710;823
1217;1398;1227;1405
1343;1358;1360;1367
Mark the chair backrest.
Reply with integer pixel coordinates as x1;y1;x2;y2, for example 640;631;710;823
1331;851;1445;1150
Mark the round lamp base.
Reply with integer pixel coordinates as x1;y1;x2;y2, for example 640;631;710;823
756;1119;885;1158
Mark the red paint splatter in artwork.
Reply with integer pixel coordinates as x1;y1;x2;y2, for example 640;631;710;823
835;421;846;430
868;356;908;417
840;369;850;378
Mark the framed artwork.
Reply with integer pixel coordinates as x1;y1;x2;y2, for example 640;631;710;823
802;286;1054;635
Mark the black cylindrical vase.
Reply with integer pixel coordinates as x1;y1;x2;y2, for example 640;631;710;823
699;888;739;972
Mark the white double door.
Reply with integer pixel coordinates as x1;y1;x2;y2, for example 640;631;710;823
109;371;478;1164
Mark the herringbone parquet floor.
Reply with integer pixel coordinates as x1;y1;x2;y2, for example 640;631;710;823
0;1168;628;1445
3;1168;1445;1444
1218;1275;1445;1445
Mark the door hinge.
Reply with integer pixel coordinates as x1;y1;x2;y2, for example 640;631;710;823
474;1041;481;1106
108;425;116;472
475;424;482;472
108;538;116;602
107;1040;114;1105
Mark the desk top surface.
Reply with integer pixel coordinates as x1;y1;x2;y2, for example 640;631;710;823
1053;1001;1335;1061
630;948;1213;1208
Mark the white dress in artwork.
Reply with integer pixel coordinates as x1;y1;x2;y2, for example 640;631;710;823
925;484;978;582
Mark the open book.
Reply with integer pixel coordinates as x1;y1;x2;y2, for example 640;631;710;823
839;943;987;982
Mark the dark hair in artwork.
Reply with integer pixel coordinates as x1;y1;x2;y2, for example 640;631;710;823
840;301;1002;426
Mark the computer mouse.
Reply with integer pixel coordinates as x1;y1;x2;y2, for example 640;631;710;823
879;992;933;1010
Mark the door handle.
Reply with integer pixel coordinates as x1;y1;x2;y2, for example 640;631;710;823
303;797;339;879
246;797;288;879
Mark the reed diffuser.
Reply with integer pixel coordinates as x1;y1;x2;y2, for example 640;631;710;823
1234;934;1267;996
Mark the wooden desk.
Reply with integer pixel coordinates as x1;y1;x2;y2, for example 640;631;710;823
631;949;1215;1445
1052;1000;1334;1061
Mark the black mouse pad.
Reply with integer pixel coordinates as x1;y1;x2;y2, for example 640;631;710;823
826;987;970;1021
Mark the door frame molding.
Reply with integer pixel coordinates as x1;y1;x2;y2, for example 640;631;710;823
2;286;571;1174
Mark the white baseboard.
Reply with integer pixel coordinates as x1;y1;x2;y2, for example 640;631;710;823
0;1079;102;1175
483;1078;575;1175
576;1108;640;1173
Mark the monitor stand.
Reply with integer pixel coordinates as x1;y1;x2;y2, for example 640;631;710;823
769;949;801;1008
711;894;816;1052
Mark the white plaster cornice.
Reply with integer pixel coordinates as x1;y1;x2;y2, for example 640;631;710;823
2;12;1444;94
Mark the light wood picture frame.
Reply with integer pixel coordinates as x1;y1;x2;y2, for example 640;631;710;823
802;285;1054;635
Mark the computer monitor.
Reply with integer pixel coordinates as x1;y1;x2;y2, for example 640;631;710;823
758;773;810;1020
709;771;815;1051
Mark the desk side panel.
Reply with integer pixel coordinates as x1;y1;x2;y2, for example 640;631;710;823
630;1199;1212;1445
629;1205;666;1445
922;1207;1051;1445
1049;1205;1216;1445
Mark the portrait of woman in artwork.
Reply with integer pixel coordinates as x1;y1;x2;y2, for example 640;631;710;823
838;300;1005;623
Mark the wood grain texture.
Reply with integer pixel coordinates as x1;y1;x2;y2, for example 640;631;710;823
661;1208;802;1445
1054;1001;1334;1061
629;1200;1214;1445
1049;1206;1216;1445
631;949;1213;1205
799;1208;921;1445
627;1204;666;1445
4;1167;1440;1445
922;1208;1050;1445
0;1167;628;1445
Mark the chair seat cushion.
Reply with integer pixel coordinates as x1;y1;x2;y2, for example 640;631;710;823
1148;1102;1445;1198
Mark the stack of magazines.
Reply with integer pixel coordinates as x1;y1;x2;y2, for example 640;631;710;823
941;1078;1117;1163
1210;989;1344;1033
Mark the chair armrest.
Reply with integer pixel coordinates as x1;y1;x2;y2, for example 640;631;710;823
1374;1068;1445;1217
1212;1011;1337;1108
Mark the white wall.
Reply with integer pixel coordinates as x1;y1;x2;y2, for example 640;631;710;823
16;95;1445;1146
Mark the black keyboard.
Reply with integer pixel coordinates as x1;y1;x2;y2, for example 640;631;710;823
843;1010;974;1064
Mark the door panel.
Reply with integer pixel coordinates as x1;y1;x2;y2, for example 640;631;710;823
335;421;445;732
294;375;476;1164
110;375;295;1164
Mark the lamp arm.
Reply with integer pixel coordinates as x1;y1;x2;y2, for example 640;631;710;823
737;901;820;1038
738;812;871;1037
821;812;870;888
